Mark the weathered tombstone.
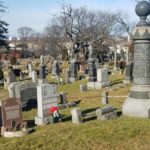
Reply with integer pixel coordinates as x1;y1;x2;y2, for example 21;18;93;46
65;70;71;83
80;85;87;92
96;68;110;88
123;62;134;84
71;108;82;124
8;81;37;108
19;71;24;80
52;60;60;76
0;98;28;137
101;91;109;105
32;70;37;82
96;106;117;120
0;67;4;80
87;44;98;89
38;55;48;85
35;84;58;125
0;98;22;129
7;70;16;84
69;58;78;82
59;92;68;104
123;1;150;118
28;62;33;78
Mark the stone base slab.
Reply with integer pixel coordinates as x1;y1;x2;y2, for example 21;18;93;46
35;116;48;126
87;81;110;90
122;97;150;118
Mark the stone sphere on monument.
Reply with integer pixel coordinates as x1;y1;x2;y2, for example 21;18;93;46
135;1;150;17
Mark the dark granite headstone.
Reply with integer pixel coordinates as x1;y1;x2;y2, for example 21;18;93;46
125;62;133;81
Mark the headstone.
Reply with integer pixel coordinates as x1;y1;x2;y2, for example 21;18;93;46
123;62;133;84
69;58;78;82
71;108;82;124
8;81;37;108
19;72;24;80
28;63;33;78
80;85;87;92
0;98;22;130
123;1;150;118
59;92;68;104
101;91;109;105
38;55;48;85
7;70;16;84
35;84;58;125
32;71;37;82
96;106;117;120
96;68;110;88
65;70;71;83
0;67;4;80
52;60;60;76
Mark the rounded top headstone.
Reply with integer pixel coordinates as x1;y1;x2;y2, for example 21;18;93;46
135;1;150;17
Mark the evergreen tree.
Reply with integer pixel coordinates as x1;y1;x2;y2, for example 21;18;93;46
0;1;8;48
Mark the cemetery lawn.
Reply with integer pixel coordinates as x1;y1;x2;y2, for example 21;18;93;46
1;74;150;150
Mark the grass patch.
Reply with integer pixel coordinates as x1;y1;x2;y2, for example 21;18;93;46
0;72;150;150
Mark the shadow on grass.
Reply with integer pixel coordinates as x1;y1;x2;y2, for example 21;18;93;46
61;115;72;122
27;119;35;128
82;107;99;115
83;116;97;122
82;107;99;122
111;79;123;86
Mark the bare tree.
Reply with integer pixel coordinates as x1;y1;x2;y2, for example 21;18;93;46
17;26;35;50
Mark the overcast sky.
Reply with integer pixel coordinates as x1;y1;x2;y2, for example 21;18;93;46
3;0;138;37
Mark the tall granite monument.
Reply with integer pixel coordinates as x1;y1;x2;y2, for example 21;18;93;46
123;1;150;118
38;55;48;84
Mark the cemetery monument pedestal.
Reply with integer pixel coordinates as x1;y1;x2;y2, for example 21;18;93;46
87;57;97;89
123;1;150;118
38;55;48;85
69;58;78;82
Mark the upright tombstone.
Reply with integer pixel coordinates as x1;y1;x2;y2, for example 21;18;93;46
28;62;33;78
0;67;4;85
19;71;24;80
71;108;82;124
96;68;110;88
65;70;71;83
32;70;37;82
52;60;60;76
0;98;22;131
35;84;58;125
123;1;150;118
38;55;48;85
69;57;78;82
7;70;16;84
123;62;134;84
87;45;97;89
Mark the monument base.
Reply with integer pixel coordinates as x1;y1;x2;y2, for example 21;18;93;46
87;81;110;89
122;97;150;118
35;116;48;126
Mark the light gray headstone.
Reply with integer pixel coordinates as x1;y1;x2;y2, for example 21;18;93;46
71;108;82;124
32;71;37;82
35;84;58;125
